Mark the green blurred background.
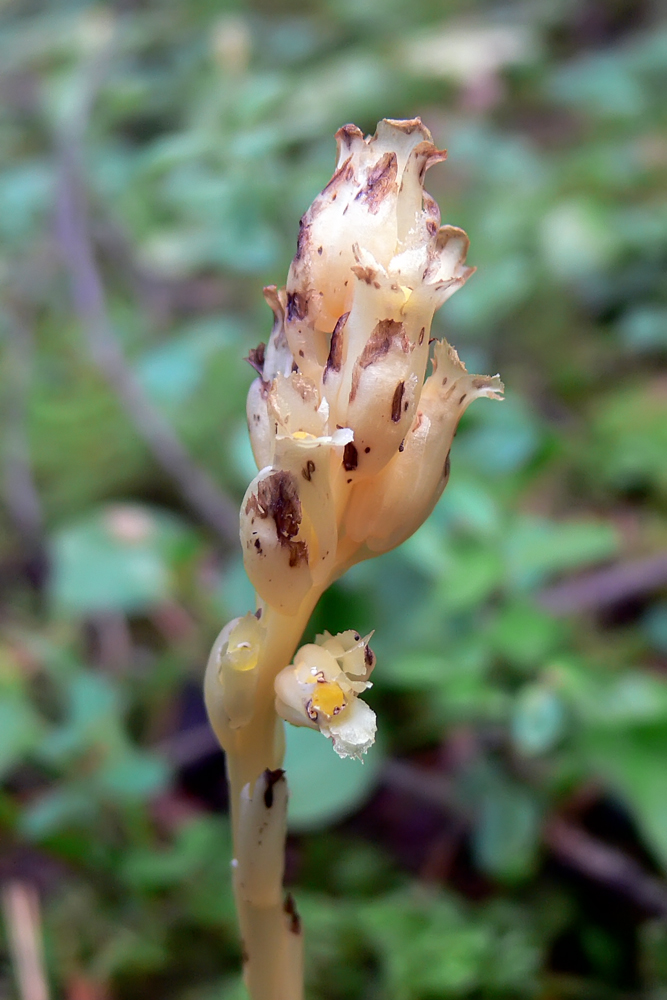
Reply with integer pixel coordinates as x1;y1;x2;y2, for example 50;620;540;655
1;0;667;997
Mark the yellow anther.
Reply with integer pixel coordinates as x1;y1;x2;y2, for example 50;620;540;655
310;681;347;718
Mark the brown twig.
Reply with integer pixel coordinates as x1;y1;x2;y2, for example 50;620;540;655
1;881;50;1000
1;303;48;590
544;817;667;917
53;40;238;547
538;552;667;616
1;305;44;545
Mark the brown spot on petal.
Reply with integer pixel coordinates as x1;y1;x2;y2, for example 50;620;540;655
358;319;409;369
336;123;364;148
391;381;405;422
443;450;451;483
322;154;354;195
348;320;411;403
245;471;302;544
286;291;308;322
324;312;349;380
351;264;377;284
343;441;358;471
263;768;285;809
295;218;309;261
349;366;361;403
302;459;316;482
245;342;266;375
288;539;308;567
355;151;398;214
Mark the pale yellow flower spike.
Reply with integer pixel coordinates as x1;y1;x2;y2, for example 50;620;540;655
204;118;503;1000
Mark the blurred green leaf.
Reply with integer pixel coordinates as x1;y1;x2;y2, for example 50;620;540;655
512;682;566;756
49;504;193;615
284;724;383;832
505;516;619;589
471;774;541;883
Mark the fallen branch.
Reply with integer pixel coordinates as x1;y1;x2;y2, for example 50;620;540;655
1;303;47;589
538;552;667;616
53;41;237;547
1;880;50;1000
544;817;667;917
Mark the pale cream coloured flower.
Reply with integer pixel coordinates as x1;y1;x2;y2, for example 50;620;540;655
275;630;377;759
241;118;502;612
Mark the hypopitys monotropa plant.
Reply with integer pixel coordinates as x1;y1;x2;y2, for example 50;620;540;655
204;118;503;1000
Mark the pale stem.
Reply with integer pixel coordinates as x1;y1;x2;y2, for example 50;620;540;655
225;592;321;1000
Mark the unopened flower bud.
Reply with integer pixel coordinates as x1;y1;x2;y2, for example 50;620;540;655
204;612;266;744
241;469;313;615
275;630;376;759
344;342;503;552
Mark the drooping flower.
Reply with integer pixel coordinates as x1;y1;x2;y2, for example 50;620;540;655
274;630;376;758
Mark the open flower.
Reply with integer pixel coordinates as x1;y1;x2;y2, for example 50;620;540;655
275;630;377;759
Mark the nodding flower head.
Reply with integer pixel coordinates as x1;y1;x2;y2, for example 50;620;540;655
275;630;377;759
242;118;503;614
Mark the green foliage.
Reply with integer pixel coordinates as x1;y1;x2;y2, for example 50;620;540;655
1;0;667;998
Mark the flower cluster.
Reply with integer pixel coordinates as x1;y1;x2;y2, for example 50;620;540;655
241;118;503;620
208;118;503;759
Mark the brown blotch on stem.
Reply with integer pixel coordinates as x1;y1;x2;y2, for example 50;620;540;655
324;312;349;379
343;442;358;471
284;893;302;935
263;768;285;809
391;381;405;422
355;151;398;213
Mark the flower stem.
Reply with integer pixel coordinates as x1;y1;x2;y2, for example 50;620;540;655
224;595;320;1000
